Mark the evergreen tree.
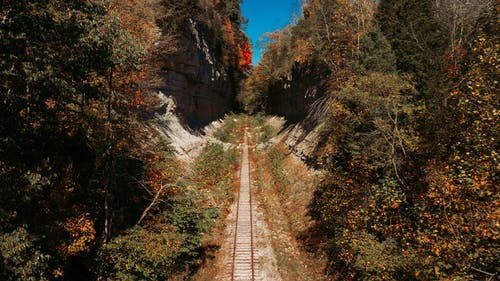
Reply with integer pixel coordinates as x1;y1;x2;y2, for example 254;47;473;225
353;24;397;73
376;0;448;103
376;0;452;158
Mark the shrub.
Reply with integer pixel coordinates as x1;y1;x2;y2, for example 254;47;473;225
98;226;182;280
248;114;274;144
191;142;236;191
214;114;246;143
268;146;290;194
351;232;415;281
98;185;219;280
0;228;50;281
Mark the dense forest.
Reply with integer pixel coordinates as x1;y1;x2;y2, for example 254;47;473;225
240;0;498;280
0;0;249;280
1;0;498;280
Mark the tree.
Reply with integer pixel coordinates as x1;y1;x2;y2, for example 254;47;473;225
312;71;421;279
336;73;419;182
1;0;249;278
0;228;50;281
239;41;253;71
352;24;397;73
0;0;147;278
352;0;377;48
377;0;448;102
420;5;499;278
432;0;494;70
298;0;357;83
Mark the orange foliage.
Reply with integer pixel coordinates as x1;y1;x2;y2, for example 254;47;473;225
108;0;160;48
114;64;151;108
144;152;179;196
223;19;236;48
107;0;162;109
293;39;313;63
60;213;96;257
239;41;253;71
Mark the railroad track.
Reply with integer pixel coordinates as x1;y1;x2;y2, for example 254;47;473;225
229;128;257;281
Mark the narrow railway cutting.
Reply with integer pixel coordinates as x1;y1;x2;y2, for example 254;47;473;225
230;128;256;281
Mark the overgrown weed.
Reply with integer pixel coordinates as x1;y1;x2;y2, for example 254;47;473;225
250;124;327;280
247;113;274;145
214;114;246;143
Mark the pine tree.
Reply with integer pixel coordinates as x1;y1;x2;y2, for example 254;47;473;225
376;0;448;102
353;24;397;73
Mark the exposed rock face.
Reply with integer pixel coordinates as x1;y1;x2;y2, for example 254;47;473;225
266;65;331;163
276;96;332;165
266;65;328;123
159;19;235;128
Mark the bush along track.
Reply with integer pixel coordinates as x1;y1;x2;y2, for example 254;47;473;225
98;141;238;280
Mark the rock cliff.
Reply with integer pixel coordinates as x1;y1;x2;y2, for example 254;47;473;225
265;64;332;163
266;65;328;123
158;19;237;128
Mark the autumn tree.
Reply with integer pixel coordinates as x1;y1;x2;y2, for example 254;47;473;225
239;41;253;71
0;0;120;278
352;0;377;48
237;29;293;113
239;0;360;113
297;0;357;85
418;4;499;278
313;1;498;279
246;0;498;280
432;0;494;70
0;0;155;278
1;0;250;279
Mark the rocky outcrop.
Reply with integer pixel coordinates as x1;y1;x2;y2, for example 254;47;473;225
275;96;332;165
266;64;329;123
265;64;331;164
158;19;236;128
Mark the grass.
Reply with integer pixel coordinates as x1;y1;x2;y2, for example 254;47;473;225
213;114;247;144
247;113;275;145
192;114;327;281
249;123;328;281
189;116;249;281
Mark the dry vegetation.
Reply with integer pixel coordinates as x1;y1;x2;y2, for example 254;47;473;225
190;115;247;281
250;120;328;281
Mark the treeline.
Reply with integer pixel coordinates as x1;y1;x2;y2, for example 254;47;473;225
0;0;247;280
241;0;498;279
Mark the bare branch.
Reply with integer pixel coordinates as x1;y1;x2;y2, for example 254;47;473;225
136;182;180;226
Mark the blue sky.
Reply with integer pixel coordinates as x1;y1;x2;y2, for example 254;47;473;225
241;0;302;65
